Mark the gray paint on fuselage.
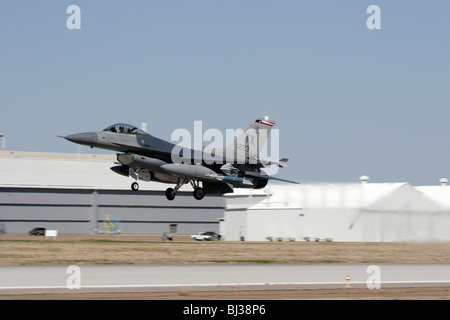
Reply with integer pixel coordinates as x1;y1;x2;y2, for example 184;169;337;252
95;131;178;157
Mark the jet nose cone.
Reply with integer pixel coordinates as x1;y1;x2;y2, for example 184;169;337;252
64;132;98;146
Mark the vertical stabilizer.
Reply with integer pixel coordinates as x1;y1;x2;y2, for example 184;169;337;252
225;117;275;163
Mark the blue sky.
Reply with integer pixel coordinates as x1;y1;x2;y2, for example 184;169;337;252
1;1;449;185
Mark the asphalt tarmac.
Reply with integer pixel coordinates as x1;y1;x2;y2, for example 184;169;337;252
1;263;449;296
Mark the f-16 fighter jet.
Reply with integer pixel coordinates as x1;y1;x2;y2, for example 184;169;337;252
63;117;297;200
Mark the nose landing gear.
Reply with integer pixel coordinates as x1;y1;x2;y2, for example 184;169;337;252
131;182;139;191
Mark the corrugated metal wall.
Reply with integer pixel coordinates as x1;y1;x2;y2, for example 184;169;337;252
0;187;225;234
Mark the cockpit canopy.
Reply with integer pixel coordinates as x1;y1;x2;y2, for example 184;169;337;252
103;123;144;135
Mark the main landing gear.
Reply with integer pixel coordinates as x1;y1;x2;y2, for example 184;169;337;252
193;187;205;200
190;179;205;201
165;178;205;201
130;178;205;201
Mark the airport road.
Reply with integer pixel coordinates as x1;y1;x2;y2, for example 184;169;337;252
1;263;450;295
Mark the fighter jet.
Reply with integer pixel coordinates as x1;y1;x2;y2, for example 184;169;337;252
62;117;298;200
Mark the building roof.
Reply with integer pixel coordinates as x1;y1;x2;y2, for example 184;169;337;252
416;185;450;209
0;151;190;191
226;181;449;211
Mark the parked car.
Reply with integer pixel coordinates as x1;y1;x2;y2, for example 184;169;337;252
191;231;221;241
29;227;46;236
204;231;221;241
191;232;213;241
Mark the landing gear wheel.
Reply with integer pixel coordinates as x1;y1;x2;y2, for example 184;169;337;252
165;188;176;201
131;182;139;191
193;187;205;200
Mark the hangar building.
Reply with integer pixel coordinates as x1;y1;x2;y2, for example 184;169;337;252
0;151;224;234
221;177;450;242
1;151;449;242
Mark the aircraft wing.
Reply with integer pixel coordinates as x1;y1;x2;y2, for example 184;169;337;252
244;171;300;184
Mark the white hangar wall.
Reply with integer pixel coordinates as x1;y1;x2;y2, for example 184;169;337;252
223;182;450;242
0;151;224;234
2;151;450;241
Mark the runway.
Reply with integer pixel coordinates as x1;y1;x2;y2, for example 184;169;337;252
1;263;449;295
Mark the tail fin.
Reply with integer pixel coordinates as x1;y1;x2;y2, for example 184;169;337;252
225;117;275;162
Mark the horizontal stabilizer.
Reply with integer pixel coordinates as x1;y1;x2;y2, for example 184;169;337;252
260;158;289;168
278;158;288;168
